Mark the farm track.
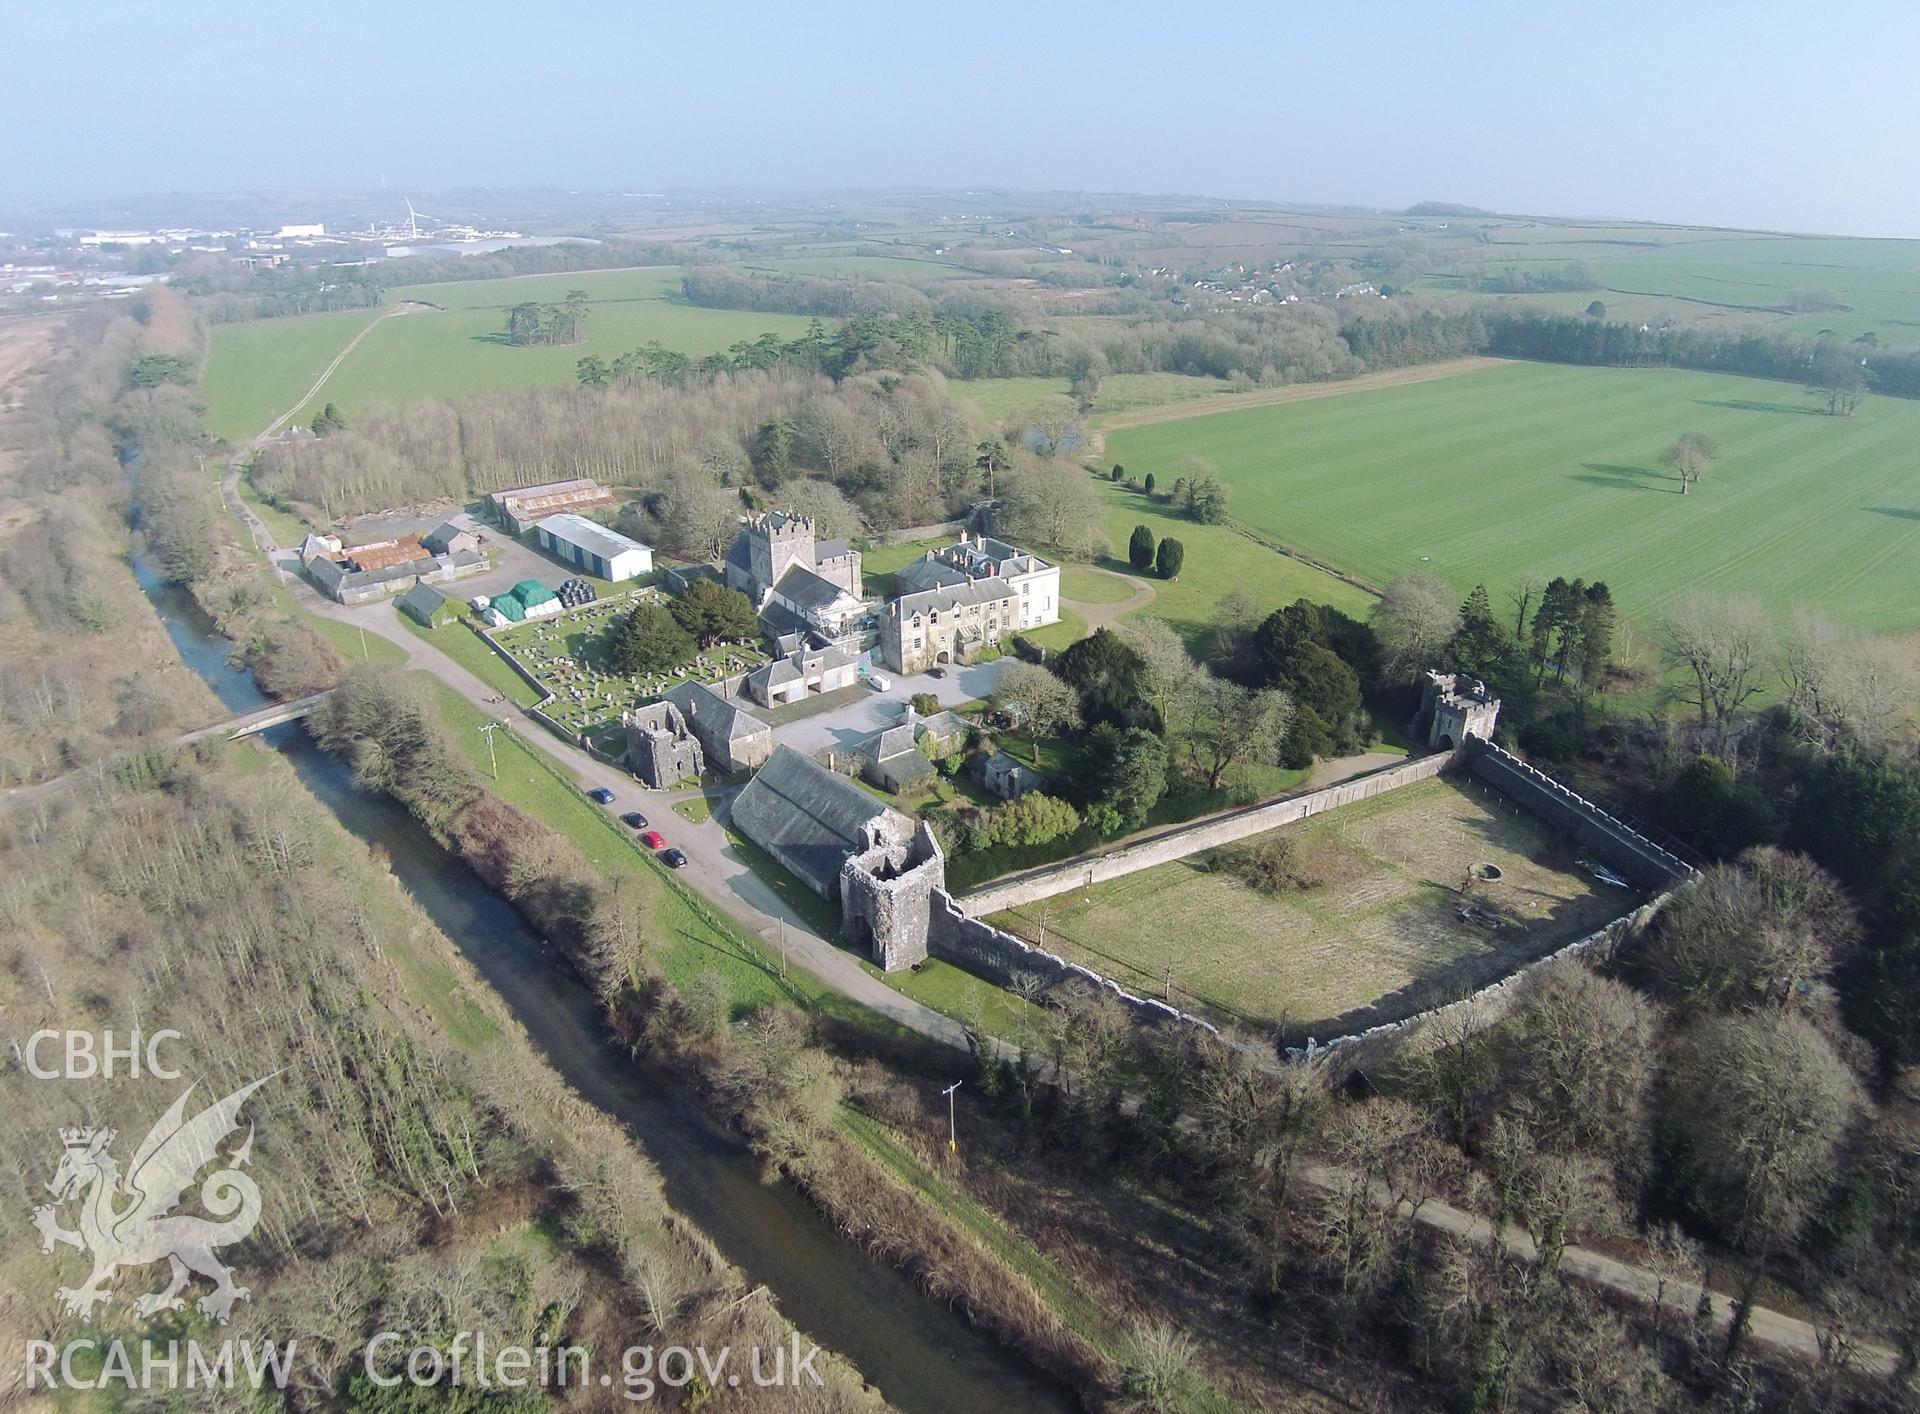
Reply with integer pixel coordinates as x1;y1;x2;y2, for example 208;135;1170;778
1094;356;1506;432
258;302;424;438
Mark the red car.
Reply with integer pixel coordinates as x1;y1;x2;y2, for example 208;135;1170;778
640;830;667;850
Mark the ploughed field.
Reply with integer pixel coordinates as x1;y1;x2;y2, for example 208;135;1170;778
1105;362;1920;635
986;777;1629;1038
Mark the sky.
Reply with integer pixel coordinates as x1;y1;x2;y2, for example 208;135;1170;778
6;0;1919;237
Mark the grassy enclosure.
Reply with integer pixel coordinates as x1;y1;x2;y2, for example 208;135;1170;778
987;777;1627;1035
1107;362;1920;634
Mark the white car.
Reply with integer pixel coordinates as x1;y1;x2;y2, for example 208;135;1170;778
867;673;892;692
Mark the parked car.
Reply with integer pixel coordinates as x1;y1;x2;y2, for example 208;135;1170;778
867;673;892;692
619;811;648;829
586;787;615;805
640;830;667;850
660;848;688;869
927;666;946;680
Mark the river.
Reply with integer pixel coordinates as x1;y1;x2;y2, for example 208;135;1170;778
132;556;1076;1413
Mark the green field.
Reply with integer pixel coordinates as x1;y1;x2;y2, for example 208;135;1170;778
202;266;822;436
1093;478;1375;648
1107;362;1920;635
949;371;1230;426
201;306;388;440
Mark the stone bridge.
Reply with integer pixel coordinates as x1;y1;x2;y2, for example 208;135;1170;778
175;690;335;745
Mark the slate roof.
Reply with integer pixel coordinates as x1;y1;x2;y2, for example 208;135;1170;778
814;537;853;561
730;746;902;896
745;643;858;697
397;582;448;622
723;532;755;574
892;579;1020;618
893;557;969;594
421;519;471;554
773;564;851;611
663;680;768;744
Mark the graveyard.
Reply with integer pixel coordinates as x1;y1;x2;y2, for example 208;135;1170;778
489;589;770;738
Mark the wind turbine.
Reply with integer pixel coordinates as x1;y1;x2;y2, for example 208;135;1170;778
403;198;432;240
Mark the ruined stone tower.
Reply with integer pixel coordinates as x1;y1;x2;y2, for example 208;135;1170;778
1418;670;1502;750
841;818;946;972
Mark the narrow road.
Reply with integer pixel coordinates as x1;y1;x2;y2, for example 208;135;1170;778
1059;565;1155;634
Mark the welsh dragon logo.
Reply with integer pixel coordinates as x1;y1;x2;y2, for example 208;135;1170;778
32;1077;269;1323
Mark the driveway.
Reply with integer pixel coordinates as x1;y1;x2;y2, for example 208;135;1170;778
773;658;1008;757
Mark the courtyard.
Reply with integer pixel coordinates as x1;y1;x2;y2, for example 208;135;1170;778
986;776;1633;1039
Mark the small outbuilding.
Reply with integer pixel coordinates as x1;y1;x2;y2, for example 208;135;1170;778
422;519;481;557
532;513;653;583
397;581;455;627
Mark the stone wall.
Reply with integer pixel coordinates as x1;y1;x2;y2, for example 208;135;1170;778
959;750;1457;916
1465;741;1691;891
1303;896;1670;1078
927;890;1219;1033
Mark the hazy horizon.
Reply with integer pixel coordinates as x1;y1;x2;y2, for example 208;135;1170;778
7;0;1919;239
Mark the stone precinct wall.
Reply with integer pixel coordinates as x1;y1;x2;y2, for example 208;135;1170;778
927;890;1219;1033
1466;741;1691;891
959;750;1458;916
1303;896;1670;1078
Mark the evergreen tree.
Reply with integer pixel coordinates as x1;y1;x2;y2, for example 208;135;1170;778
1128;524;1156;572
1529;577;1572;680
1452;584;1507;674
1156;537;1185;579
609;603;695;675
1143;471;1156;495
1576;582;1616;685
668;579;758;648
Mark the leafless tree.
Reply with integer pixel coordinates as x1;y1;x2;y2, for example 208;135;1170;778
1663;1010;1864;1252
1779;608;1913;754
1504;959;1658;1177
1646;846;1860;1014
1371;573;1463;684
1658;590;1772;744
1661;431;1718;494
989;661;1081;742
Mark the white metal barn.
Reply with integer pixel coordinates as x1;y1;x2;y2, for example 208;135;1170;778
531;513;653;582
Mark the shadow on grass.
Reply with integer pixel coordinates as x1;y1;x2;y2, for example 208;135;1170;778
1694;397;1822;416
1864;506;1920;522
1572;463;1677;492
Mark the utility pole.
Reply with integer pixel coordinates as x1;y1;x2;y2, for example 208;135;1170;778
478;722;501;779
941;1080;962;1154
358;622;368;660
778;915;787;978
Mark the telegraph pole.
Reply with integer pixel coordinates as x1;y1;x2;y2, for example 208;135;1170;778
478;722;501;779
941;1080;962;1154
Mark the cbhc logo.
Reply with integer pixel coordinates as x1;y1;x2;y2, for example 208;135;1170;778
23;1030;185;1079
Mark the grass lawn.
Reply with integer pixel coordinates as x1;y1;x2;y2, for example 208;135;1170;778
1058;566;1136;604
1106;362;1920;635
417;674;849;1018
1093;479;1375;650
672;795;713;824
865;958;1055;1048
949;371;1230;427
201;306;390;441
987;777;1627;1036
1022;605;1086;653
397;613;544;706
257;574;409;667
289;268;820;424
859;535;951;599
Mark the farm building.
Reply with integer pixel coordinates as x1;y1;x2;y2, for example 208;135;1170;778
396;582;455;627
532;513;653;583
422;519;481;557
858;704;969;792
730;746;913;900
742;642;859;707
661;681;772;774
299;532;485;606
488;479;615;534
